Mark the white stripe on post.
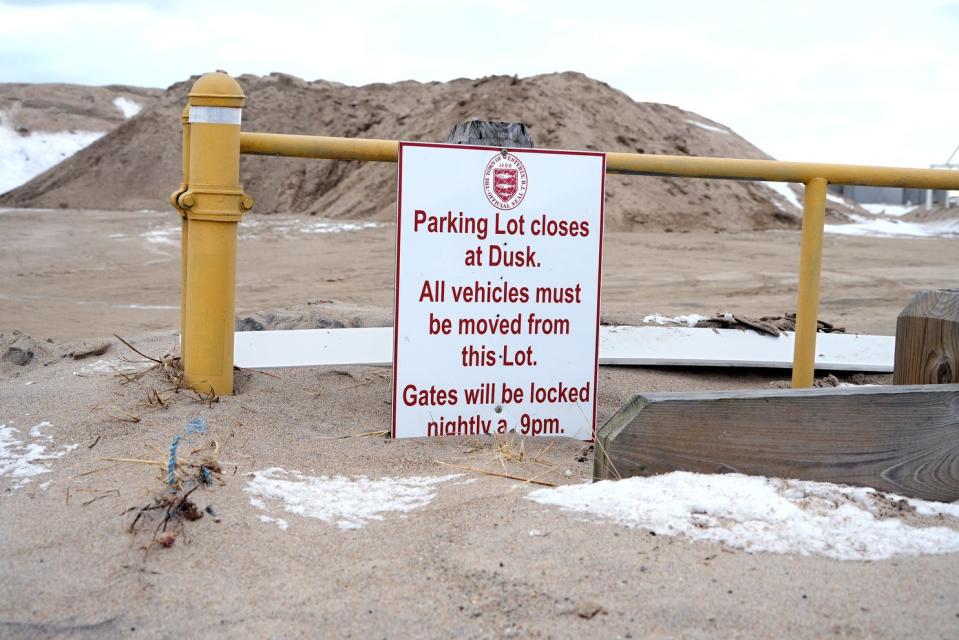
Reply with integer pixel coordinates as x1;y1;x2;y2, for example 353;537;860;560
189;106;242;125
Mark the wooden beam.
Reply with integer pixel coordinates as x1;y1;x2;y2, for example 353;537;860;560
594;384;959;502
894;289;959;385
445;120;534;148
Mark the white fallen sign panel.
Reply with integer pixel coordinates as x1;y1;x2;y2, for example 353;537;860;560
234;326;894;372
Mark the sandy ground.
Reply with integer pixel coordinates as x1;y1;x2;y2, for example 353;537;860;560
2;208;956;340
2;208;959;639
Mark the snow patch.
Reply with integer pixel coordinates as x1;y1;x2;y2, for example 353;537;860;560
1;422;77;490
910;499;959;520
686;119;728;135
238;218;383;239
74;358;148;376
29;421;53;442
0;292;175;312
0;114;105;193
120;303;177;310
0;207;56;215
527;472;959;561
141;226;179;246
299;220;381;234
826;193;848;205
860;203;916;217
762;182;802;210
642;313;707;327
112;97;142;119
245;468;459;530
136;219;382;247
258;515;290;530
825;214;959;238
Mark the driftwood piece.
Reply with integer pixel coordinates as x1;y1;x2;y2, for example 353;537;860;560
445;120;534;148
70;342;111;360
894;289;959;385
594;384;959;501
693;312;844;337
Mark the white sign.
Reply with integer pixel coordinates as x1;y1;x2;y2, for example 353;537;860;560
392;142;605;440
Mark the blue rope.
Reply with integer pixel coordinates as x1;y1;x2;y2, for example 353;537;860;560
185;416;206;436
167;435;181;490
168;417;209;492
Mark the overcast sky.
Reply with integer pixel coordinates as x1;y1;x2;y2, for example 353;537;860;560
1;0;957;168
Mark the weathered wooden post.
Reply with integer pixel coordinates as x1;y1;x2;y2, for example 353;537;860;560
445;120;533;148
893;289;959;385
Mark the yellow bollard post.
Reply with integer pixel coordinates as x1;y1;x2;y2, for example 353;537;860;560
170;106;191;368
176;72;253;396
791;177;828;388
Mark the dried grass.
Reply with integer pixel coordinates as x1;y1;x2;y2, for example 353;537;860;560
435;460;557;487
593;437;621;481
112;334;218;406
492;433;555;470
109;411;141;424
307;429;390;440
313;370;390;394
436;433;564;487
76;488;120;506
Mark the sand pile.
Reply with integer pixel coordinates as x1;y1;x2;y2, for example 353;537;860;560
0;83;160;134
1;72;855;230
0;83;160;194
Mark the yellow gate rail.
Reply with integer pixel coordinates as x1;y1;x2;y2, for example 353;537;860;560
176;72;959;396
240;131;959;189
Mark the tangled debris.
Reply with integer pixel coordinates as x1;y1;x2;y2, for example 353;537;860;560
694;312;845;337
118;418;224;553
126;485;204;551
768;371;875;390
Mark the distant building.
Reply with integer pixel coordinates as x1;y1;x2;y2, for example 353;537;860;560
828;147;957;208
828;185;950;207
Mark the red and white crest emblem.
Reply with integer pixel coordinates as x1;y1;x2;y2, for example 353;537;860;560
484;152;528;210
493;168;518;201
